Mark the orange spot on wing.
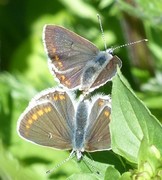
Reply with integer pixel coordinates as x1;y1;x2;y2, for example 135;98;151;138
104;110;110;117
60;75;65;81
59;94;65;100
44;106;51;113
53;94;58;101
65;80;71;86
28;119;33;124
37;110;44;116
47;107;51;112
55;55;59;61
98;100;104;106
26;125;30;129
32;114;38;120
58;61;63;68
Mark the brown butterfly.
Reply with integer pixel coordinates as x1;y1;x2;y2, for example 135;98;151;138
43;25;122;92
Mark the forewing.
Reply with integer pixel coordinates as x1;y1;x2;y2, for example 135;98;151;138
90;56;122;90
53;67;83;89
34;89;75;130
17;89;75;150
84;98;111;151
43;25;99;72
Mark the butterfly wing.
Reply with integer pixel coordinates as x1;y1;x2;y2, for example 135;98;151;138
84;97;111;151
17;89;75;150
43;25;99;72
43;25;99;89
90;56;122;91
34;89;75;130
52;67;84;89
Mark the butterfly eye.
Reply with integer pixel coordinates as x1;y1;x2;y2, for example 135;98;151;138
106;48;114;55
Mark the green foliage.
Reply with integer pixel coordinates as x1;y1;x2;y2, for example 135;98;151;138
0;141;43;180
111;69;162;163
1;0;162;179
111;69;162;179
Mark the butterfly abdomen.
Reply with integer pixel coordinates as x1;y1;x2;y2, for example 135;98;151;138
73;100;88;150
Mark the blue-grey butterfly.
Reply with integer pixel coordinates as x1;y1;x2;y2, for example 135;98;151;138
17;88;111;162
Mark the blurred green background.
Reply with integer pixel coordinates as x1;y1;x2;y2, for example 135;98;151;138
0;0;162;179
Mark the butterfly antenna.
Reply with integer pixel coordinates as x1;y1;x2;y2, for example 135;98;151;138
46;151;75;174
87;152;94;161
112;39;148;51
97;14;107;51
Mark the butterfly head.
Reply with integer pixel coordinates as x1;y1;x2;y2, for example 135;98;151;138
75;149;84;161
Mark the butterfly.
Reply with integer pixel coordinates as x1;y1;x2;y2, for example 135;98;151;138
17;88;111;161
43;25;122;92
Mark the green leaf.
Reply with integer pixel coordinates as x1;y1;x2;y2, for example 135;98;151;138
104;166;121;180
120;172;132;180
111;68;162;163
133;136;162;179
77;155;110;179
68;173;98;180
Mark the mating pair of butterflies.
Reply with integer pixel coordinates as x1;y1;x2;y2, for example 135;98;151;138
17;25;120;163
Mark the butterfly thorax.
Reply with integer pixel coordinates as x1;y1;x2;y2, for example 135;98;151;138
95;51;112;66
80;51;113;91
